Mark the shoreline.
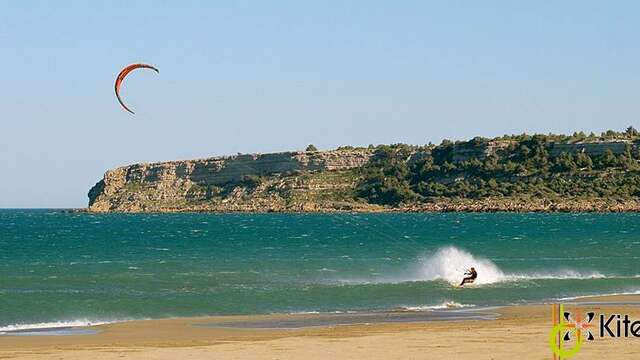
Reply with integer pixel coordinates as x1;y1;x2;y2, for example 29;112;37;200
0;304;498;335
4;290;640;334
5;289;640;334
3;294;640;359
73;206;640;214
80;197;640;213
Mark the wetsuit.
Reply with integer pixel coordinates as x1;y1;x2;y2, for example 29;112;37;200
459;269;477;286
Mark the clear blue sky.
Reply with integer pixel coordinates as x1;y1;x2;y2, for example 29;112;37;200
1;1;638;208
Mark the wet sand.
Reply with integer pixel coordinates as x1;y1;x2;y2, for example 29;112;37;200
2;295;640;359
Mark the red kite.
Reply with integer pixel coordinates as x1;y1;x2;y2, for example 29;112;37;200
114;63;159;114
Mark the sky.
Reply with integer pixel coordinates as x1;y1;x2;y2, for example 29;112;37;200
1;1;639;208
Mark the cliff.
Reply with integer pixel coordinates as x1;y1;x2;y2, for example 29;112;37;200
88;129;640;213
88;149;375;212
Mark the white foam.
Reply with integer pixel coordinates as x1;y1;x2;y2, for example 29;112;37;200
288;311;321;315
400;301;474;311
416;246;607;285
418;246;506;285
554;290;640;302
0;319;116;333
504;270;606;281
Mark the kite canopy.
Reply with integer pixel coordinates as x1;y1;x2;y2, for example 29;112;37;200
114;63;159;114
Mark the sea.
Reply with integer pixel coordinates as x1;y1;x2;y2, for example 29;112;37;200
1;209;639;332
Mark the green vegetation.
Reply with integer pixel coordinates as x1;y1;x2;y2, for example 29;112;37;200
97;127;640;212
356;128;640;206
124;181;144;192
238;175;264;190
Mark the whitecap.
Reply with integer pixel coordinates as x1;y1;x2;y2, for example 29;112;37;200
398;302;475;311
0;319;116;333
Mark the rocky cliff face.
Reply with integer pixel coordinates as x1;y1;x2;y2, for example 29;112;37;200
88;149;374;212
87;136;640;213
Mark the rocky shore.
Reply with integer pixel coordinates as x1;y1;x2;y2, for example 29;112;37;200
396;198;640;213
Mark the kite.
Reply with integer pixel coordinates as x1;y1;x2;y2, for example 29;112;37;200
114;63;159;114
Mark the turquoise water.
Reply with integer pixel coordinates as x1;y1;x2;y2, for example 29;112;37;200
1;210;640;330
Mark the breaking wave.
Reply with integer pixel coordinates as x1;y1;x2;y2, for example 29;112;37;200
0;319;124;334
397;301;475;311
417;246;606;285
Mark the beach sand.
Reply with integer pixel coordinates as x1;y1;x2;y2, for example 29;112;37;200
2;295;640;359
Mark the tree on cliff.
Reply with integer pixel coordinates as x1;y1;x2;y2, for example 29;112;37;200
356;145;418;205
306;144;318;152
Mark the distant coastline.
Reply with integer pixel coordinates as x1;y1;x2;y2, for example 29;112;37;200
87;128;640;213
80;198;640;213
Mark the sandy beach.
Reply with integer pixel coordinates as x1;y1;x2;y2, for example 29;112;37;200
2;295;640;359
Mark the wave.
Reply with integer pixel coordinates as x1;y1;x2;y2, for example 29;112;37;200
504;271;606;281
397;301;475;311
553;290;640;302
0;319;124;333
330;245;615;286
416;246;607;285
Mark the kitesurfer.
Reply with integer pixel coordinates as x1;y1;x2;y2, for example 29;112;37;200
459;267;477;287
